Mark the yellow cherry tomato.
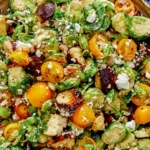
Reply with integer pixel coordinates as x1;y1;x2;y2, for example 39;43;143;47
117;39;137;61
114;0;135;16
25;82;52;108
72;103;96;128
89;33;107;58
9;50;30;66
134;106;150;124
41;61;64;83
4;122;20;141
132;83;150;106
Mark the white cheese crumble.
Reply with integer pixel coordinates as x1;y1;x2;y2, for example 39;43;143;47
16;41;32;50
128;62;135;68
43;114;67;136
115;73;130;90
126;120;136;131
145;72;150;79
75;23;81;33
36;50;42;57
114;147;121;150
86;12;96;23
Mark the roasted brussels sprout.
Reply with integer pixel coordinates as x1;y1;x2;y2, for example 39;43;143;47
8;66;30;95
83;88;104;112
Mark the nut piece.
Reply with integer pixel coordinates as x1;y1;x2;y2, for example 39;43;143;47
0;0;9;15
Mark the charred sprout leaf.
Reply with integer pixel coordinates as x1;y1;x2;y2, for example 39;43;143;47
40;38;59;58
0;138;11;150
53;7;65;19
124;91;132;103
82;5;105;32
112;13;129;36
127;16;150;39
0;106;11;118
24;0;36;12
79;35;89;49
13;116;47;146
0;36;7;48
68;0;83;21
83;88;104;111
102;121;128;145
8;66;30;95
41;100;53;112
49;0;71;3
55;78;80;91
46;53;67;66
82;143;96;150
62;29;79;46
84;58;98;79
10;0;27;12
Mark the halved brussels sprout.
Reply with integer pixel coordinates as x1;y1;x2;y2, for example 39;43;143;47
83;88;104;112
128;16;150;39
8;66;30;95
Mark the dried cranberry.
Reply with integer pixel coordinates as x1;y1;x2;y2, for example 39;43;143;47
35;2;55;23
98;68;117;93
25;55;44;76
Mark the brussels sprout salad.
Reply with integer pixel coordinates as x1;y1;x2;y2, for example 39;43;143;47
0;0;150;149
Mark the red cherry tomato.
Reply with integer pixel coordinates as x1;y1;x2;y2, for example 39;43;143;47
14;103;30;119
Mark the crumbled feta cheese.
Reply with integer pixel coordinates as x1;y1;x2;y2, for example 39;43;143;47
145;72;150;79
0;100;8;106
16;41;32;50
86;12;96;23
66;25;71;30
114;58;123;65
115;73;130;90
43;114;67;136
36;50;42;57
114;147;121;150
128;62;135;68
75;23;81;33
126;120;136;130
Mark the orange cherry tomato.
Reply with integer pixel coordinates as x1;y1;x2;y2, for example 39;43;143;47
41;61;64;83
25;82;52;108
117;39;137;61
132;83;150;106
72;103;96;128
9;50;30;66
14;103;30;119
114;0;135;16
89;33;107;58
4;122;20;141
134;106;150;124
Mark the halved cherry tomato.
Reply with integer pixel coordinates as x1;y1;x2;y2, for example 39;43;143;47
72;103;96;128
89;33;107;58
41;61;64;83
25;82;52;108
132;83;150;106
4;122;20;141
134;106;150;124
14;103;30;119
9;50;30;66
114;0;135;16
117;39;137;61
